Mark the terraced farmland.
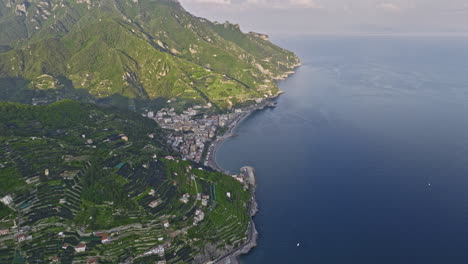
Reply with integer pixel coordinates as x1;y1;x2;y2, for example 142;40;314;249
0;100;251;263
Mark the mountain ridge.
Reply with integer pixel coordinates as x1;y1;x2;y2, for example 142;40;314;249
0;0;300;109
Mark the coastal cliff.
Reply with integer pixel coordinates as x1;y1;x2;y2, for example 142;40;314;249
203;56;300;260
214;167;258;264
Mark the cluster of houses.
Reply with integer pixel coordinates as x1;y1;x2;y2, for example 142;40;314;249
200;194;209;207
180;193;190;204
0;228;34;244
231;166;256;190
142;245;165;257
59;232;111;255
151;105;243;163
193;210;205;225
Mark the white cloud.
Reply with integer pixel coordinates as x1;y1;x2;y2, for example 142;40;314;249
182;0;321;9
378;2;402;12
289;0;321;9
179;0;468;34
183;0;231;4
244;0;321;9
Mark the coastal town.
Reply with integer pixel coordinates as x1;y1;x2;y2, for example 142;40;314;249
149;99;277;165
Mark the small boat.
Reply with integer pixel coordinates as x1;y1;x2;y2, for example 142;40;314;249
297;243;300;247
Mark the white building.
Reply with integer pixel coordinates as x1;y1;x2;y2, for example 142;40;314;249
0;195;13;206
75;244;86;252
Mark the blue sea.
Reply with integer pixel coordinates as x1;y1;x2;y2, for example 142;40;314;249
215;35;468;264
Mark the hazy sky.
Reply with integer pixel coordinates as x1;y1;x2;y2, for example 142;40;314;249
178;0;468;35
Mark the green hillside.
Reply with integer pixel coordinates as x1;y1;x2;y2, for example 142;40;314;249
0;0;300;109
0;100;252;263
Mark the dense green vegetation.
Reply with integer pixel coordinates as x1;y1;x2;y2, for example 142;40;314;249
0;1;299;262
0;100;252;262
0;0;300;109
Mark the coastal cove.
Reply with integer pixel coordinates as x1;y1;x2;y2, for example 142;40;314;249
215;35;468;264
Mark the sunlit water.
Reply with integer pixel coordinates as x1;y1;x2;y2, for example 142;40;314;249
216;36;468;264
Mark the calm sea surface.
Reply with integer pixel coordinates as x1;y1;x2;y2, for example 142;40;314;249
215;36;468;264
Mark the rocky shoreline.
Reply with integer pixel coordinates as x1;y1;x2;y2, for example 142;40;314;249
213;167;258;264
205;101;271;264
207;63;301;264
